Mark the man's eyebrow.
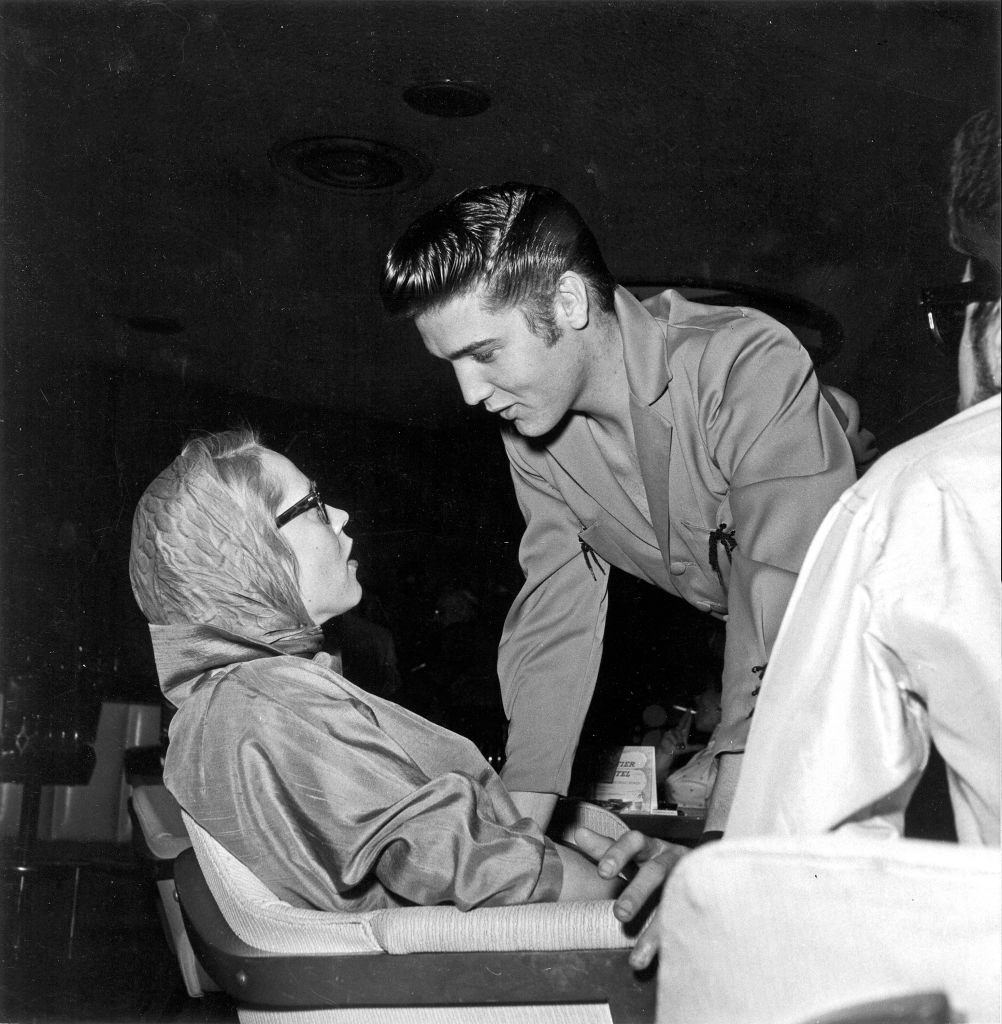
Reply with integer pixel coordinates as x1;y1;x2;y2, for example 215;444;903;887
445;337;500;361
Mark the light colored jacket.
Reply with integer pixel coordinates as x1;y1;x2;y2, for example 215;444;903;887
151;623;562;911
498;287;856;794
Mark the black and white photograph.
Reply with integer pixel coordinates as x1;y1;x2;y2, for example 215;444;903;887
1;2;999;1021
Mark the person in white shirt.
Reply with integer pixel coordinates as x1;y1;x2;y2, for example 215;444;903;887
726;107;1001;844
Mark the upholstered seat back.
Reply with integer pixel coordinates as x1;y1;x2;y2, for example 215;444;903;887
183;812;385;955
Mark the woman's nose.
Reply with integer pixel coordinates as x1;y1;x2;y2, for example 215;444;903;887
328;506;350;534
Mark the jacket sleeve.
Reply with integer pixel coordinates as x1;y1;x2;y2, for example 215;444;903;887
201;679;563;911
496;430;610;795
697;312;857;756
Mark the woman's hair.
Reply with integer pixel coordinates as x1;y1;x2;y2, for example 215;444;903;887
380;182;616;345
129;428;313;635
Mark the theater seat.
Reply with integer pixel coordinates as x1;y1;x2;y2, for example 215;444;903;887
174;800;654;1023
656;835;1001;1024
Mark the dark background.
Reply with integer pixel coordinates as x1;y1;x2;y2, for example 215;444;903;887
1;1;999;749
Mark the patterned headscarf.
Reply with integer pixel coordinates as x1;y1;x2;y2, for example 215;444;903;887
129;434;320;655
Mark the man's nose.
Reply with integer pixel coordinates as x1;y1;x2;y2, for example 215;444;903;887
454;364;493;407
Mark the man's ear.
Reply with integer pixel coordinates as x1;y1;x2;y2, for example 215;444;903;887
988;308;1002;390
554;271;591;330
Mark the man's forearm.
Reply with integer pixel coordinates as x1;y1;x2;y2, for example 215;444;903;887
704;752;742;832
510;790;559;831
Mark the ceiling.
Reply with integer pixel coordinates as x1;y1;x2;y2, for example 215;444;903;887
2;0;1000;438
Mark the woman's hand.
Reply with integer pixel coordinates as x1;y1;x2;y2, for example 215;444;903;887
573;825;688;970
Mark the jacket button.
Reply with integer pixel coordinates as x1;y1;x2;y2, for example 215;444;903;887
669;561;687;575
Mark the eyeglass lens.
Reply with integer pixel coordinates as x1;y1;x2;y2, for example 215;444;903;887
928;305;969;356
924;260;1001;356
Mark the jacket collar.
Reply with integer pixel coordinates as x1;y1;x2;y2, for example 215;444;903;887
150;622;323;707
615;286;673;406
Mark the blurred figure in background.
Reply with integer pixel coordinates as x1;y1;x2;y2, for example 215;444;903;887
323;594;402;700
653;684;723;813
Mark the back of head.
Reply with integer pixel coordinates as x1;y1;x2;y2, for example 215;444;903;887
380;182;616;339
950;108;1002;404
950;108;1001;271
129;429;312;639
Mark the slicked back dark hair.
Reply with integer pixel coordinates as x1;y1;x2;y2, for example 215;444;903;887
949;108;1001;271
380;182;616;344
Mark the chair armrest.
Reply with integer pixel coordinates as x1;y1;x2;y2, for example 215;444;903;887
550;799;630;844
129;787;191;880
130;785;191;862
174;847;655;1020
370;899;635;953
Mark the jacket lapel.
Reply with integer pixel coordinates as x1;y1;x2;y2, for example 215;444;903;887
617;287;678;568
544;415;652;538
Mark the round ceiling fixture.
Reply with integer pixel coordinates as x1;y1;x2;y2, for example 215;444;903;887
403;80;491;118
269;136;430;193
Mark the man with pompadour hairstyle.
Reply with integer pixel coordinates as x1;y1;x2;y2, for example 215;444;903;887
381;181;857;839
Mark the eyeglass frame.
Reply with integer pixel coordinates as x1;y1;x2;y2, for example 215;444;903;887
275;480;330;529
920;261;1001;356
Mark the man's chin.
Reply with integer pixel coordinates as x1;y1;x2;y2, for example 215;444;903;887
509;412;569;441
512;416;546;437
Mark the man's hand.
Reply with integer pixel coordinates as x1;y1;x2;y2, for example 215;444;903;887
573;826;688;970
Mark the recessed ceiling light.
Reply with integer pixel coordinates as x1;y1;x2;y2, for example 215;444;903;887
403;80;491;118
269;136;430;193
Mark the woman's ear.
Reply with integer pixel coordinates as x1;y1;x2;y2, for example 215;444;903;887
554;271;591;330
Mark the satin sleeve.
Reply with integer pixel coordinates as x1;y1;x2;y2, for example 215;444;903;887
496;429;609;795
698;313;856;755
195;674;563;911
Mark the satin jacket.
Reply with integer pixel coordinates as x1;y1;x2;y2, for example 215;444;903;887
498;287;856;794
151;624;562;911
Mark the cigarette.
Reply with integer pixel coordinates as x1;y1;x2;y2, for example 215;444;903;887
672;704;697;715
